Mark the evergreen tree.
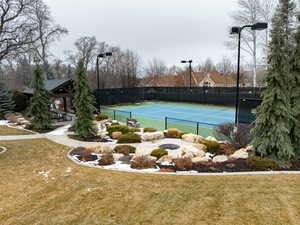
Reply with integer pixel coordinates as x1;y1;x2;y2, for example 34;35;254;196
73;61;97;138
290;14;300;155
252;0;296;163
0;82;15;119
30;64;52;130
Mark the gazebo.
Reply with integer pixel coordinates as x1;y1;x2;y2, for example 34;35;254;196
22;79;74;113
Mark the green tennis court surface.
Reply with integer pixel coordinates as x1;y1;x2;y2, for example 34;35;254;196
103;102;235;137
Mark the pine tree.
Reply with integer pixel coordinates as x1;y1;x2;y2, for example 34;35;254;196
252;0;296;163
290;14;300;155
30;65;52;130
73;61;97;139
0;82;15;119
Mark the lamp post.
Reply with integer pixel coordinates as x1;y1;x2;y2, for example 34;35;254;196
230;22;268;125
96;52;112;113
181;60;193;88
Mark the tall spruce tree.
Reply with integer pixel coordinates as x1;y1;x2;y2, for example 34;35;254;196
252;0;296;162
73;61;97;138
290;14;300;155
0;82;15;119
30;64;52;130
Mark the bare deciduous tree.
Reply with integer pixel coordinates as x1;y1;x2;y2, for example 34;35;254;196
0;0;40;62
30;0;68;79
216;56;234;74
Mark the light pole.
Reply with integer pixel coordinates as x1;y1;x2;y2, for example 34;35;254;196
96;52;112;113
230;22;268;125
181;60;193;88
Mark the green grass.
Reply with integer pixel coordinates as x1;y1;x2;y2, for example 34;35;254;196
0;139;300;225
0;125;33;136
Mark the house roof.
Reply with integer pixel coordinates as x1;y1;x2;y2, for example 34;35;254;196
22;79;73;95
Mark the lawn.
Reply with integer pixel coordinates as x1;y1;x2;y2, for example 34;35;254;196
0;125;33;136
0;139;299;225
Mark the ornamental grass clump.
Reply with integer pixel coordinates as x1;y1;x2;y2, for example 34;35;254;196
96;114;109;121
246;156;282;171
151;149;168;160
114;145;136;155
166;128;179;138
173;158;193;171
107;125;130;135
117;133;141;144
202;140;221;154
144;128;157;133
99;152;114;166
79;149;97;162
131;156;156;169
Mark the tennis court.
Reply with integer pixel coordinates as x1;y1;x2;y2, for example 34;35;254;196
103;102;235;137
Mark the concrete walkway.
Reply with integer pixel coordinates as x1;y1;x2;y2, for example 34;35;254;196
0;124;98;148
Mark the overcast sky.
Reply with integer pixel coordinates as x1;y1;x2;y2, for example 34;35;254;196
45;0;239;67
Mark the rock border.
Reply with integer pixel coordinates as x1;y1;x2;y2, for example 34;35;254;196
0;146;8;154
67;149;300;176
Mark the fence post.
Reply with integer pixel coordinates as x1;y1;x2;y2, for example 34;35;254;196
130;112;132;118
165;117;168;130
197;122;199;135
113;110;116;120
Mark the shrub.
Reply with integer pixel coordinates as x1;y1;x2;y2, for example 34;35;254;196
117;133;141;143
144;128;157;133
214;123;254;149
96;114;109;121
173;158;193;171
107;125;130;135
131;156;156;169
114;145;136;155
129;128;141;133
151;149;168;159
246;156;282;171
99;152;114;166
166;128;179;138
111;122;119;126
80;149;98;162
202;140;221;154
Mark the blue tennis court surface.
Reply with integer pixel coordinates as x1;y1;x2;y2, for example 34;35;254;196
112;103;235;127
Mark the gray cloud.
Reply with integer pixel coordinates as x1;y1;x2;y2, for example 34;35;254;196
45;0;238;66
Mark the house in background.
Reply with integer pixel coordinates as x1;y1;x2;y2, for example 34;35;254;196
141;71;236;87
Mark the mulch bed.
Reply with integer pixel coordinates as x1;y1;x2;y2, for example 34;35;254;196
28;125;64;133
68;135;113;143
158;158;300;173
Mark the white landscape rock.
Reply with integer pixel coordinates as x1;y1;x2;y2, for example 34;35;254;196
100;145;114;153
230;149;249;159
192;156;211;163
135;144;157;156
193;143;207;152
205;136;218;142
157;155;173;164
212;155;229;163
245;145;255;152
113;153;124;161
181;134;204;144
181;146;206;158
141;131;164;142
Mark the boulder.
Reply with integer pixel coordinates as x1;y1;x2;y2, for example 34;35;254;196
135;144;156;156
193;143;207;152
113;153;125;161
182;134;204;143
181;146;205;158
230;149;249;159
245;145;255;152
141;131;164;141
112;131;122;139
212;155;229;163
101;145;114;153
205;136;218;142
157;155;174;164
192;156;210;163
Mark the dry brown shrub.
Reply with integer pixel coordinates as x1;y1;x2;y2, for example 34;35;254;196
99;152;114;166
173;157;193;171
130;156;156;169
80;149;97;162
